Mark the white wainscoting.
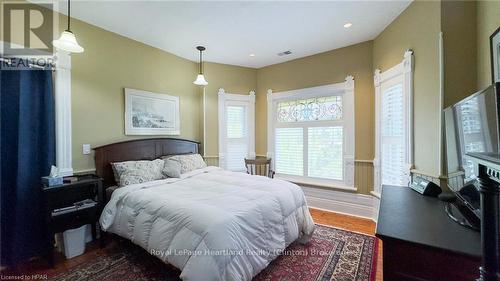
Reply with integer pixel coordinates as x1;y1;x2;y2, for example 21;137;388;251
301;185;380;222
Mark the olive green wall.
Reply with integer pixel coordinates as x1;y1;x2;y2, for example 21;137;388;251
70;17;199;172
202;62;257;157
440;0;500;105
67;17;256;172
441;0;477;108
256;41;374;194
256;41;374;159
373;0;442;178
477;0;500;89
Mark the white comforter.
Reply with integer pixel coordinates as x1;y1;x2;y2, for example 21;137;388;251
100;166;315;281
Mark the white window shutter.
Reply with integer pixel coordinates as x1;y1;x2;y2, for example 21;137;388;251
225;106;248;171
308;126;343;180
381;83;407;186
275;127;303;176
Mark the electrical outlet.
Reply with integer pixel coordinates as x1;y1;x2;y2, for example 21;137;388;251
82;144;91;155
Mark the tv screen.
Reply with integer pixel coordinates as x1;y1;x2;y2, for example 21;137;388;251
445;84;500;186
444;83;500;218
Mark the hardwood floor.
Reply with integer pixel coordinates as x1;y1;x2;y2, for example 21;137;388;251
1;208;382;280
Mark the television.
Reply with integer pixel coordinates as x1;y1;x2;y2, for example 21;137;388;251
444;82;500;227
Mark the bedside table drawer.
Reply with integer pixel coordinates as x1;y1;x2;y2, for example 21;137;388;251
50;207;100;233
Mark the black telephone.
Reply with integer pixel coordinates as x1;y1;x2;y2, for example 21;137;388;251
410;176;442;197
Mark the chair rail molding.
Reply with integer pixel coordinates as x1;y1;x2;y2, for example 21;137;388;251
54;49;73;176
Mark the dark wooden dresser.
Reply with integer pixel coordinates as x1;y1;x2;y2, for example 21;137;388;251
376;185;481;281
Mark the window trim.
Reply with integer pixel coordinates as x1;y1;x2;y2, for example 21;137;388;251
373;50;414;195
267;76;355;188
218;88;255;170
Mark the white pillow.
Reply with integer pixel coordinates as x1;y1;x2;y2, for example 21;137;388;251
111;159;165;184
162;159;181;178
119;169;159;187
163;154;207;174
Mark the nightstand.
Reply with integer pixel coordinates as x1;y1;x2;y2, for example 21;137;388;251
41;174;105;266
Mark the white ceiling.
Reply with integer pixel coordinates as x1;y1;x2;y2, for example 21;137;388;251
48;0;412;68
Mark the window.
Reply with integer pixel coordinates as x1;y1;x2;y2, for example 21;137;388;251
218;89;255;172
374;51;414;194
308;126;343;180
276;96;342;122
381;81;406;186
267;77;355;188
275;127;303;175
226;105;248;171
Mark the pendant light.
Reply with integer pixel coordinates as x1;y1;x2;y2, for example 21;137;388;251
193;46;208;86
52;0;84;53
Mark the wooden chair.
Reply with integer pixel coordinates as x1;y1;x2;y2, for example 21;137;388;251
245;156;275;178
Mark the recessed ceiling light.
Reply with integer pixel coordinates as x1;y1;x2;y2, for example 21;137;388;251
249;54;255;57
344;22;353;28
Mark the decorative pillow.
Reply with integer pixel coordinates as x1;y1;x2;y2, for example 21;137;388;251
119;169;158;187
162;154;207;174
111;159;165;184
162;159;182;178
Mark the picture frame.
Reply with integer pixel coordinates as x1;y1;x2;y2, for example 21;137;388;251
491;26;500;83
124;88;180;135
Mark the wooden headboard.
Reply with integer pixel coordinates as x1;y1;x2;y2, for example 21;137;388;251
93;138;200;187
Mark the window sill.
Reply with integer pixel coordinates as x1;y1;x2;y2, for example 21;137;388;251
275;175;357;192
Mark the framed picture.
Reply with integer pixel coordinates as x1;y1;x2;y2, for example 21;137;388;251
124;88;180;135
491;26;500;83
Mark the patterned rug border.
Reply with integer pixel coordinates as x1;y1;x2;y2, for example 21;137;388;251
313;223;379;281
314;222;378;238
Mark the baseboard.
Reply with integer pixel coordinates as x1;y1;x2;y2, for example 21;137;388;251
301;185;379;222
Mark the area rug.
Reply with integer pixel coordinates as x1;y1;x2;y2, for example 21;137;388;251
52;225;378;281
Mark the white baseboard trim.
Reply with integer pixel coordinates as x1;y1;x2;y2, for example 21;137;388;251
301;185;379;222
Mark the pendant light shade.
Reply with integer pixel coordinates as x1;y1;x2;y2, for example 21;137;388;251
193;46;207;86
53;30;83;53
53;0;84;53
194;74;208;86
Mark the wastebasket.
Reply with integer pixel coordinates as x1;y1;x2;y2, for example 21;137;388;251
62;225;86;258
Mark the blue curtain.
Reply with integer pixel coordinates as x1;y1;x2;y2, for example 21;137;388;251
1;67;55;266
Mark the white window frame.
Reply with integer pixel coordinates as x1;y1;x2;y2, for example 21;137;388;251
267;76;355;189
373;50;414;195
218;88;256;170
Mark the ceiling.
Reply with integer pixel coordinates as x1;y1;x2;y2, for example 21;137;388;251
47;0;412;68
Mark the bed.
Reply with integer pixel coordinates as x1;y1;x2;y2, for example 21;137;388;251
95;138;315;281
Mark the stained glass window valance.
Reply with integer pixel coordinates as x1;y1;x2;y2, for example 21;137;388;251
276;95;342;122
